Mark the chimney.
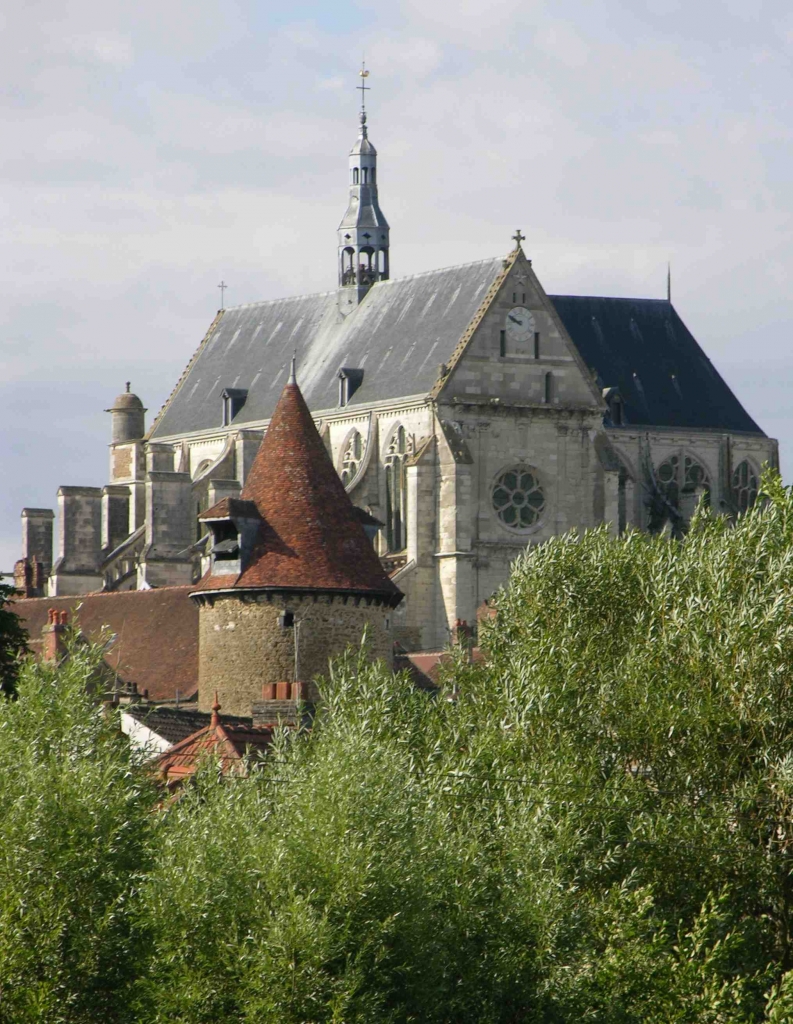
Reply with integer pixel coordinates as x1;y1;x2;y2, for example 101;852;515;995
251;681;304;727
42;609;69;664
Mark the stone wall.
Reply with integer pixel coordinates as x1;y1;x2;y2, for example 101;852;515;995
49;486;103;595
196;590;394;716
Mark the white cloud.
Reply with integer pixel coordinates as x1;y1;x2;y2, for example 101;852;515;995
64;32;134;67
2;0;793;569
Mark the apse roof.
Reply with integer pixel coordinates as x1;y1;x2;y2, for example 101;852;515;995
549;296;763;434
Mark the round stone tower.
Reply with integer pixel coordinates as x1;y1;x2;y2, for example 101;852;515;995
106;383;146;443
191;363;402;716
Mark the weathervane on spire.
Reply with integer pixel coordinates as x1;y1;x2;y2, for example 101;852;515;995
357;61;370;134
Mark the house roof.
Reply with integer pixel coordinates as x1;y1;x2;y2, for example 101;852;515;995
13;587;198;701
150;257;506;438
549;295;764;433
149;255;764;441
192;376;403;601
153;698;273;785
123;703;252;746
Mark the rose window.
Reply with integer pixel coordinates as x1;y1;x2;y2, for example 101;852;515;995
492;467;545;529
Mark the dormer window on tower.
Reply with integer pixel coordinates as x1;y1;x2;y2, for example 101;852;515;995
199;497;261;577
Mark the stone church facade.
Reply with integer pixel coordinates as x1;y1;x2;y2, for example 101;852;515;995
16;93;777;652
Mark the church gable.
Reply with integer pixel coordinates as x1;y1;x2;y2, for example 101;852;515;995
435;251;603;410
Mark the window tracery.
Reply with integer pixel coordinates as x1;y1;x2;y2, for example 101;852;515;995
385;425;408;551
340;430;364;487
648;451;710;535
492;466;545;530
731;460;759;513
655;452;710;507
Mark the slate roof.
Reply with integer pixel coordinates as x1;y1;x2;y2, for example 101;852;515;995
153;701;273;786
193;376;403;601
124;704;252;746
13;588;198;701
150;255;764;441
150;257;505;438
549;296;764;434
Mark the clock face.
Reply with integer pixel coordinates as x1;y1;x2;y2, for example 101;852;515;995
505;306;535;343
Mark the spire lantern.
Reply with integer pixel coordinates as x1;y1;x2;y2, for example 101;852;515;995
338;63;390;315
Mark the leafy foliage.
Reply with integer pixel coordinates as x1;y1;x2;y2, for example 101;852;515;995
7;473;793;1020
0;581;28;696
0;639;156;1023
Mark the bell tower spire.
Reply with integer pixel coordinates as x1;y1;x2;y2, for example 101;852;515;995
338;63;390;315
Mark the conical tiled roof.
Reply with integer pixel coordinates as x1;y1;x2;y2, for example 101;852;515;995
194;376;402;603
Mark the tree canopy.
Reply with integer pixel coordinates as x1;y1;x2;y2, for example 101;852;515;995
5;475;793;1021
0;579;27;696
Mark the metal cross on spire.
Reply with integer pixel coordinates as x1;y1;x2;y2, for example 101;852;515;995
357;61;370;112
218;280;228;309
512;229;526;249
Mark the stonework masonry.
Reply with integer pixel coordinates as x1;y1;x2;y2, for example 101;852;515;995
50;486;103;595
195;591;395;716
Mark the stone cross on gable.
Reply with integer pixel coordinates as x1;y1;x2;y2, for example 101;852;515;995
512;229;525;248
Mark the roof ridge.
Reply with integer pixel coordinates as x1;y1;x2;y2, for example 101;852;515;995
549;293;671;303
220;254;509;313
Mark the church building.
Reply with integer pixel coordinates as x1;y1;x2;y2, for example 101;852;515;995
15;72;777;652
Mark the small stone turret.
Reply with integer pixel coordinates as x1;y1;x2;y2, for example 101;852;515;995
191;363;402;716
106;383;146;444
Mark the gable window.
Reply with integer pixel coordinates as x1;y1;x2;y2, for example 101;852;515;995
340;429;364;487
385;425;408;552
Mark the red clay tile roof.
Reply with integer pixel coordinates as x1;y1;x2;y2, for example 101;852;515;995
199;497;259;521
153;709;273;785
194;378;402;603
13;587;198;702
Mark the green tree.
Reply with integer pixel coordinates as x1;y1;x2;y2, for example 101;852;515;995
0;635;157;1023
138;471;793;1022
9;474;793;1021
0;580;28;697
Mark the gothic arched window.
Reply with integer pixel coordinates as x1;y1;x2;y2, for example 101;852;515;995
656;452;710;507
340;430;364;487
385;425;408;552
732;460;759;513
352;168;359;185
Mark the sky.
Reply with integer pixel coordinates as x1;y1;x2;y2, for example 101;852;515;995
2;0;793;572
